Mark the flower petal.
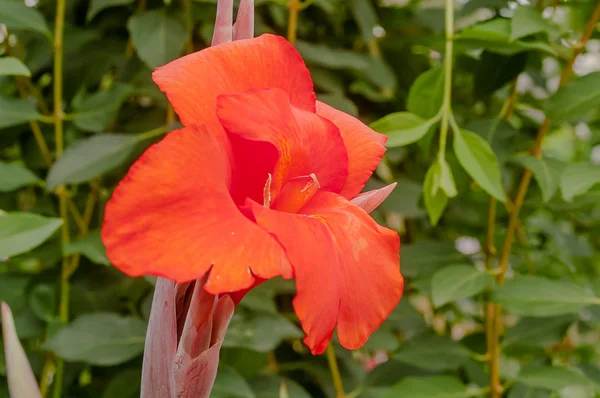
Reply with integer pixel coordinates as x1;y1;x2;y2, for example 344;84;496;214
1;302;42;398
212;0;233;46
101;125;291;291
217;88;348;197
350;183;397;214
249;192;403;354
316;101;387;199
233;0;254;41
153;34;315;133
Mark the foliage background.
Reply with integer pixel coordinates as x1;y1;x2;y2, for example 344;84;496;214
2;0;600;396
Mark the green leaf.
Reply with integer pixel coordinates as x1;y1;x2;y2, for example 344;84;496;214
545;71;600;123
503;315;576;349
0;96;42;129
63;230;109;266
0;57;31;77
518;366;593;391
46;133;144;190
510;6;553;41
560;162;600;202
102;369;140;398
0;1;51;38
511;155;562;202
72;83;134;132
453;128;506;202
393;334;470;371
407;67;444;119
0;213;62;259
474;52;527;98
401;241;467;278
431;265;492;307
87;0;135;21
371;112;438;148
383;376;468;398
349;0;379;43
0;162;41;192
127;10;187;69
492;276;599;316
43;313;146;366
29;284;57;322
423;162;448;226
456;18;555;56
212;366;256;398
223;313;303;352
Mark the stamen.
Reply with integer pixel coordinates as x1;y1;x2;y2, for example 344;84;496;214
263;173;272;208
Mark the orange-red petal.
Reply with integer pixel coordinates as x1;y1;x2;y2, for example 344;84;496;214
152;34;316;134
249;192;403;354
217;88;348;197
316;101;387;199
101;125;291;293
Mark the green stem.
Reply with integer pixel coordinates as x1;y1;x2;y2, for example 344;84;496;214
438;0;454;161
326;344;345;398
52;0;68;395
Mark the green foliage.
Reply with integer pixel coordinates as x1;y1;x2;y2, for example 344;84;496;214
2;0;600;397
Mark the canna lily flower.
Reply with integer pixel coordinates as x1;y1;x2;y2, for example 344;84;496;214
101;0;403;355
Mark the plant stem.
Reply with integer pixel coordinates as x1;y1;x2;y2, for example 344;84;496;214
52;0;68;394
487;5;600;397
287;0;301;44
438;0;454;161
326;344;345;398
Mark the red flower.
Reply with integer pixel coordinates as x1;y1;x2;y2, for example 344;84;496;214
101;33;404;354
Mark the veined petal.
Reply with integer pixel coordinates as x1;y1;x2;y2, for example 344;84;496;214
153;34;315;133
316;101;387;199
249;192;403;354
101;125;291;292
217;88;348;197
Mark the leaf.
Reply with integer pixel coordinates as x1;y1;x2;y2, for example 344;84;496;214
518;366;593;391
223;313;303;352
0;162;41;192
560;162;600;202
29;284;57;323
383;376;468;398
431;265;492;307
349;0;379;43
456;18;555;56
46;134;143;190
212;366;256;398
87;0;135;21
492;276;599;316
43;313;146;366
63;230;109;266
474;52;527;98
0;96;42;129
371;112;438;148
0;1;51;38
510;6;553;41
545;71;600;123
127;10;187;69
453;128;506;202
0;57;31;77
401;241;467;278
503;315;576;348
407;67;445;119
72;83;134;132
393;334;470;371
0;213;62;259
101;369;140;398
423;162;448;226
511;155;562;202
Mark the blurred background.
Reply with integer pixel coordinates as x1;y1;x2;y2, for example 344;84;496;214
2;0;600;397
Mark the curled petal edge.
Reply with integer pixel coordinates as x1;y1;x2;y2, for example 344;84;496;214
350;183;397;214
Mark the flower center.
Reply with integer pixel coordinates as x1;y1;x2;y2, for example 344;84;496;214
264;173;320;213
